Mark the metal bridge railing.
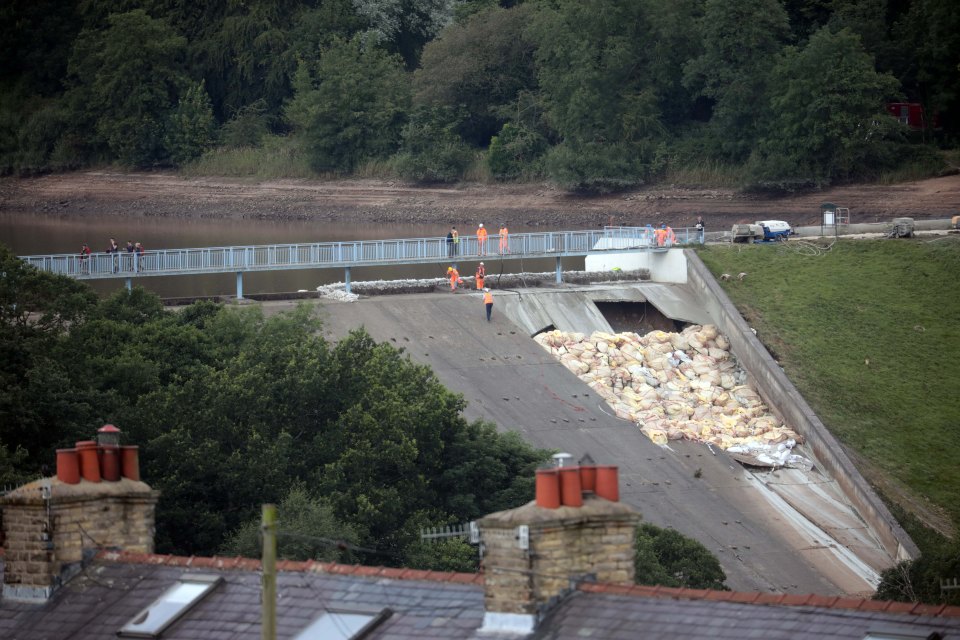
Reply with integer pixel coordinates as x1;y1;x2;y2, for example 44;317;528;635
19;226;700;281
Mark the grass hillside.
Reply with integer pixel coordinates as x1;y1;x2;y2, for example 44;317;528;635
698;237;960;538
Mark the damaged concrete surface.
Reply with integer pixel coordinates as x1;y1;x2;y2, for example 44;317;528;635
287;285;892;596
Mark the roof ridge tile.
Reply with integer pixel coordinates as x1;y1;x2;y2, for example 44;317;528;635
95;550;485;586
574;581;960;619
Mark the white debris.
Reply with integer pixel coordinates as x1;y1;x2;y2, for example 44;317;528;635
315;283;359;302
727;440;813;471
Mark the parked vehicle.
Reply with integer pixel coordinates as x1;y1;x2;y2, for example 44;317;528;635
731;220;793;243
888;217;915;238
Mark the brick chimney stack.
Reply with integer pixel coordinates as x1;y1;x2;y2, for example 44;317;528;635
478;462;640;634
0;430;159;602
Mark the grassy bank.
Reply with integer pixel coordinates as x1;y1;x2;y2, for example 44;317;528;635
697;238;960;535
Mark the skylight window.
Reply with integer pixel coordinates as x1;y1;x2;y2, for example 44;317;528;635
292;607;393;640
118;574;223;638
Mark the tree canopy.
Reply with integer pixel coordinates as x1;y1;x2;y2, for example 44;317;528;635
0;245;547;568
2;0;957;185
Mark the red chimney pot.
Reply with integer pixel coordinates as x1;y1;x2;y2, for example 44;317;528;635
559;467;583;507
56;449;81;484
535;468;561;509
595;466;619;502
75;440;101;483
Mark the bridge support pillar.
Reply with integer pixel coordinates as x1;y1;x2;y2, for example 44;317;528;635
125;278;132;291
555;257;563;284
236;272;244;300
344;267;351;294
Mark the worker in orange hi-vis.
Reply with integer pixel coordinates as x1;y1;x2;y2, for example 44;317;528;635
483;288;494;322
498;224;509;254
655;225;667;247
476;223;488;256
664;225;676;247
475;262;486;290
447;266;460;291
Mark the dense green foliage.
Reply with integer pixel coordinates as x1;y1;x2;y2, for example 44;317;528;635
698;238;960;603
0;245;548;568
2;0;957;186
634;523;728;590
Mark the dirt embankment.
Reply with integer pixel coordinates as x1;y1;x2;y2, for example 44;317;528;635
2;170;958;230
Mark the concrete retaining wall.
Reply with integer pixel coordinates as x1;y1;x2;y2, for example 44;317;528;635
586;249;688;283
684;249;919;563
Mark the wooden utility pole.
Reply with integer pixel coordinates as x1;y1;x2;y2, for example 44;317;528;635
261;504;277;640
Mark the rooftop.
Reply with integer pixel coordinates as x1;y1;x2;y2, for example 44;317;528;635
1;551;957;640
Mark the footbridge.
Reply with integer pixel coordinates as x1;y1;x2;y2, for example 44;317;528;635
19;226;700;298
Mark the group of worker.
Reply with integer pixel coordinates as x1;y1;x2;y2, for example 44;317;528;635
446;261;495;321
446;223;509;257
645;224;677;247
446;261;486;291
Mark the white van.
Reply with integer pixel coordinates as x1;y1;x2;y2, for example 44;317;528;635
756;220;793;240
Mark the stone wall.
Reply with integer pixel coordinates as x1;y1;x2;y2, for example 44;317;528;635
1;478;159;601
480;496;640;616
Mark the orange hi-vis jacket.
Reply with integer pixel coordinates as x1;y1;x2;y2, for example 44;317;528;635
483;290;493;305
499;226;509;251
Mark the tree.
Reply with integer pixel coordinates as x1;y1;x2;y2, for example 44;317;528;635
639;0;705;130
219;100;272;149
875;543;960;606
65;10;191;166
392;106;474;183
165;81;216;165
682;0;790;160
0;245;98;471
413;4;539;146
286;36;410;172
1;263;549;561
352;0;456;68
487;122;547;180
889;0;960;133
198;0;299;122
221;484;358;562
752;27;902;187
634;523;728;590
529;0;667;192
0;0;81;96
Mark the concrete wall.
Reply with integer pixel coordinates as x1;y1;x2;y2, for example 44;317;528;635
500;291;615;336
586;248;688;283
684;250;919;562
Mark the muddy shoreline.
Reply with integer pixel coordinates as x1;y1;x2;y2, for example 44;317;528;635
2;170;958;231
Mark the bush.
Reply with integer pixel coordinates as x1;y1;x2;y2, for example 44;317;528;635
393;144;473;183
487;123;547;181
220;100;272;149
544;141;648;194
741;151;823;194
634;523;728;590
393;106;473;183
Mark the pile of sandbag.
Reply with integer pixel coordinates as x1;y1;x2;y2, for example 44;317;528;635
533;325;803;450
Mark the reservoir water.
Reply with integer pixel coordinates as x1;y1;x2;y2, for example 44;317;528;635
0;213;576;298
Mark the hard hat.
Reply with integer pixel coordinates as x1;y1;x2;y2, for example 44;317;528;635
447;267;453;272
479;262;484;265
479;223;483;228
484;288;490;292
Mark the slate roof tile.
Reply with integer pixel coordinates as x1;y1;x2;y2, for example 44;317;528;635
4;553;960;640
